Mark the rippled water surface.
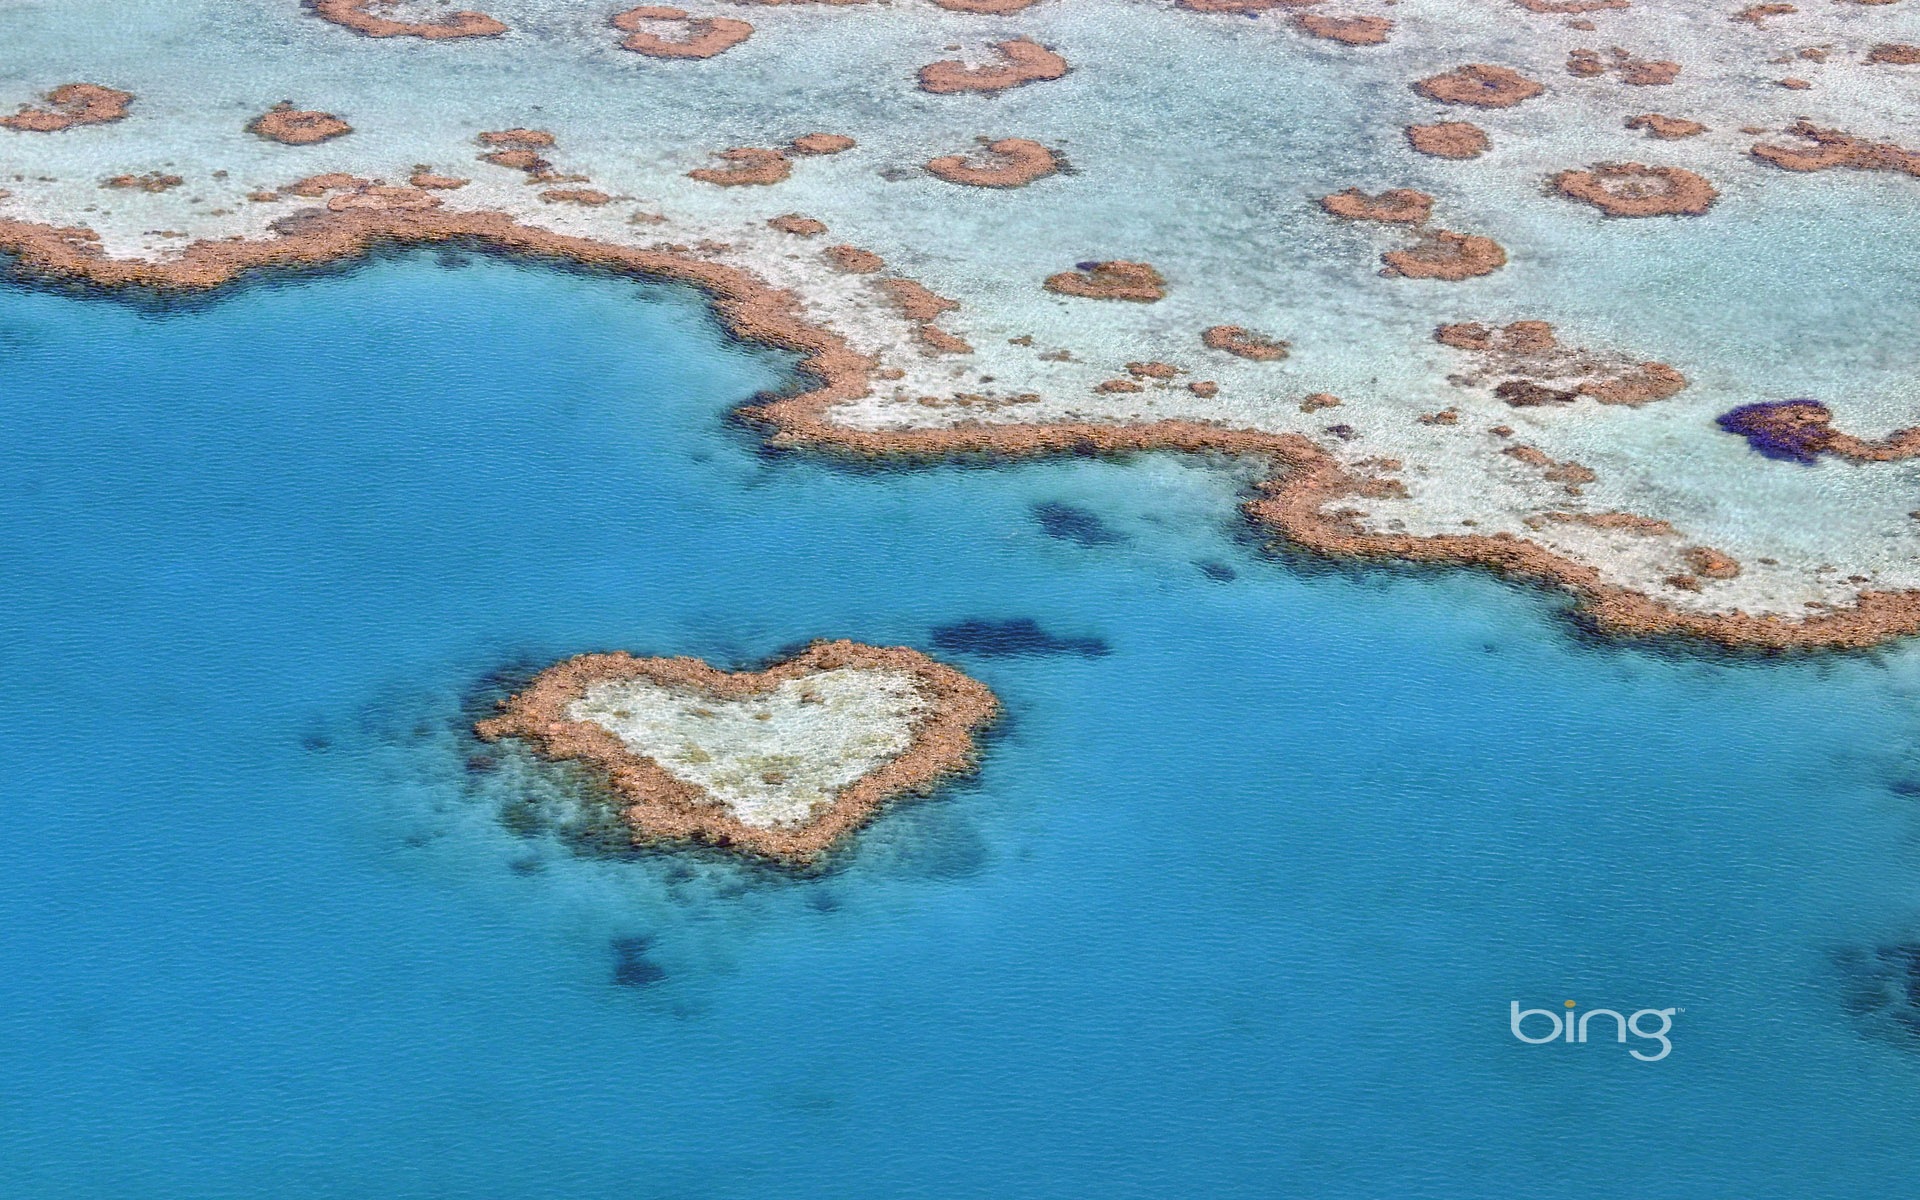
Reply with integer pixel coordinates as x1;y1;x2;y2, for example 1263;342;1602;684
4;254;1920;1198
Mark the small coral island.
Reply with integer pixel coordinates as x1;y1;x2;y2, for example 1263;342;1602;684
476;640;999;863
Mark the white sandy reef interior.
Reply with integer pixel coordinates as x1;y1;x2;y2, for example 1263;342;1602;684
567;667;928;829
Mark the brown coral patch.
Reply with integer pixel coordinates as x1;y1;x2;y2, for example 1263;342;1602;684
1627;113;1706;139
1043;261;1167;302
824;245;885;273
789;133;856;156
102;173;184;193
478;128;555;148
688;147;792;186
1319;187;1434;223
1381;232;1506;280
931;0;1043;10
926;138;1060;188
1684;546;1742;579
408;171;469;189
540;188;612;205
1295;14;1393;45
1515;0;1630;10
247;104;352;146
1751;122;1920;176
1;83;133;132
308;0;507;38
1568;47;1680;84
918;38;1068;94
611;7;754;58
1437;320;1686;406
1203;325;1290;361
768;213;827;235
1406;121;1490;159
1413;64;1545;108
1;209;1914;650
1867;44;1920;65
282;173;370;197
1733;3;1796;25
1554;163;1717;216
324;184;442;212
475;641;999;864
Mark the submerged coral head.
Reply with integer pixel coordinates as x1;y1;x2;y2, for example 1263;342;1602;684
1716;399;1833;464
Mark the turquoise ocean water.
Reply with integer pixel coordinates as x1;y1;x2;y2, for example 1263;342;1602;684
4;253;1920;1197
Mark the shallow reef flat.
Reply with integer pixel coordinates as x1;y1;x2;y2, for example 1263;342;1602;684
5;0;1920;645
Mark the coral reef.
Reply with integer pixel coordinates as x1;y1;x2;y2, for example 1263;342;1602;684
918;38;1068;94
1553;163;1718;216
1295;15;1393;45
1320;187;1434;223
926;138;1059;187
1626;114;1706;139
1381;231;1507;280
1043;261;1167;301
1203;325;1290;361
1717;401;1920;464
1406;121;1489;158
307;0;507;39
1751;122;1920;176
0;84;132;132
687;147;792;186
247;104;352;145
611;7;754;58
1437;320;1687;405
1413;65;1545;108
475;640;999;864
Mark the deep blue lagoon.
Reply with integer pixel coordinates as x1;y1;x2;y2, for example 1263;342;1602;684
4;253;1920;1198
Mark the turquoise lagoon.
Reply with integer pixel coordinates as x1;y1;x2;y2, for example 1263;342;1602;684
3;253;1920;1197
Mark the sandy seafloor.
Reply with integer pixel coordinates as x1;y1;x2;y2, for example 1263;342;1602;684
6;250;1920;1198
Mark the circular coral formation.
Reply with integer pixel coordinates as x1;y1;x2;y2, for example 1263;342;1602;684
1043;261;1167;302
926;138;1060;187
1413;64;1545;108
918;38;1068;95
1406;121;1489;159
308;0;507;38
789;133;855;155
1627;113;1706;139
1381;232;1507;280
1554;163;1717;216
611;7;753;58
1202;326;1289;361
247;104;352;145
1295;14;1393;45
687;147;791;186
1319;187;1433;223
0;83;133;132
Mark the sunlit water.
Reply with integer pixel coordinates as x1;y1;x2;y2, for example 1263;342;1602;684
3;253;1920;1197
